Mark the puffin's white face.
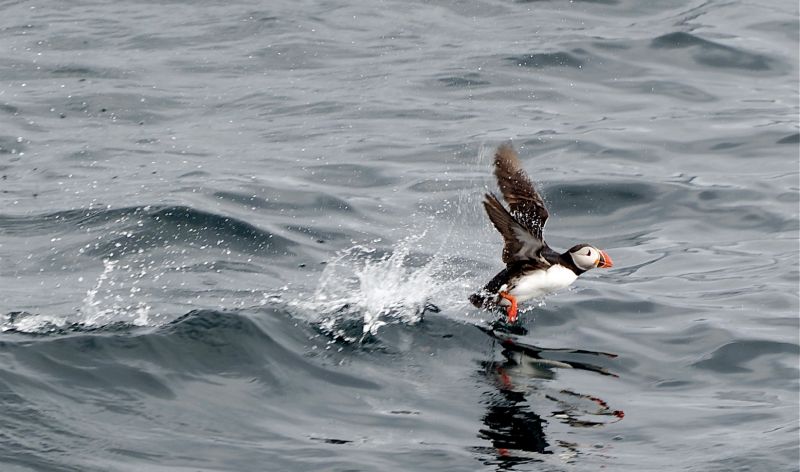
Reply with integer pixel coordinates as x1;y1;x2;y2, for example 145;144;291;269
569;245;613;271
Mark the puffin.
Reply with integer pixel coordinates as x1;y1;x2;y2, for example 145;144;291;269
469;143;613;323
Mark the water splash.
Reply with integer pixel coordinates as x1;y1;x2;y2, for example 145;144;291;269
81;258;118;322
79;258;152;327
2;259;153;334
296;233;468;343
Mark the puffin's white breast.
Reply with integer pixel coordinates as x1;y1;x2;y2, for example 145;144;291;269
507;264;578;303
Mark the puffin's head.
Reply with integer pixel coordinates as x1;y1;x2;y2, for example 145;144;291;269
568;244;613;272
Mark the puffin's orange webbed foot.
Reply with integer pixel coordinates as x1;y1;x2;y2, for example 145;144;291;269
498;291;518;323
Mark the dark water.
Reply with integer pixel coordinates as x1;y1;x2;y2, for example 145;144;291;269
1;0;798;470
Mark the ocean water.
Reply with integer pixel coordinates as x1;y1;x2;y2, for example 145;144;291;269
1;0;798;470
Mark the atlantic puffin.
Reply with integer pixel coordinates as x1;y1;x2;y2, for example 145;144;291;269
469;143;613;323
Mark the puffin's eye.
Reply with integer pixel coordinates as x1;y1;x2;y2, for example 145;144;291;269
587;249;592;256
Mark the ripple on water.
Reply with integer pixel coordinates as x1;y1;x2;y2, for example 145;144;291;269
650;32;777;72
506;51;585;69
692;339;799;388
81;205;297;258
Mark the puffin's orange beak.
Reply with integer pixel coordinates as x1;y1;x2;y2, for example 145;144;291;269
597;250;613;269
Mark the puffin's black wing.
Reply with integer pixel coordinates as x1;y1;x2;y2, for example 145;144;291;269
482;144;550;264
493;143;549;240
483;193;547;264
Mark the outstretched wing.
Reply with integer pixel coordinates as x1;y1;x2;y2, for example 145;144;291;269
483;192;546;264
493;143;549;240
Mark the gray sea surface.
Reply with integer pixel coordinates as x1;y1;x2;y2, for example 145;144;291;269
1;0;798;471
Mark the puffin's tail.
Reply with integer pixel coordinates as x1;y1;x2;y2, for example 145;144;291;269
469;291;496;310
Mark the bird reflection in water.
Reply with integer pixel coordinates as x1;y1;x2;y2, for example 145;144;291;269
472;325;623;468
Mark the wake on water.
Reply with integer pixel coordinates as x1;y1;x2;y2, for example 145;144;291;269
3;147;499;339
2;232;478;340
2;230;480;338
